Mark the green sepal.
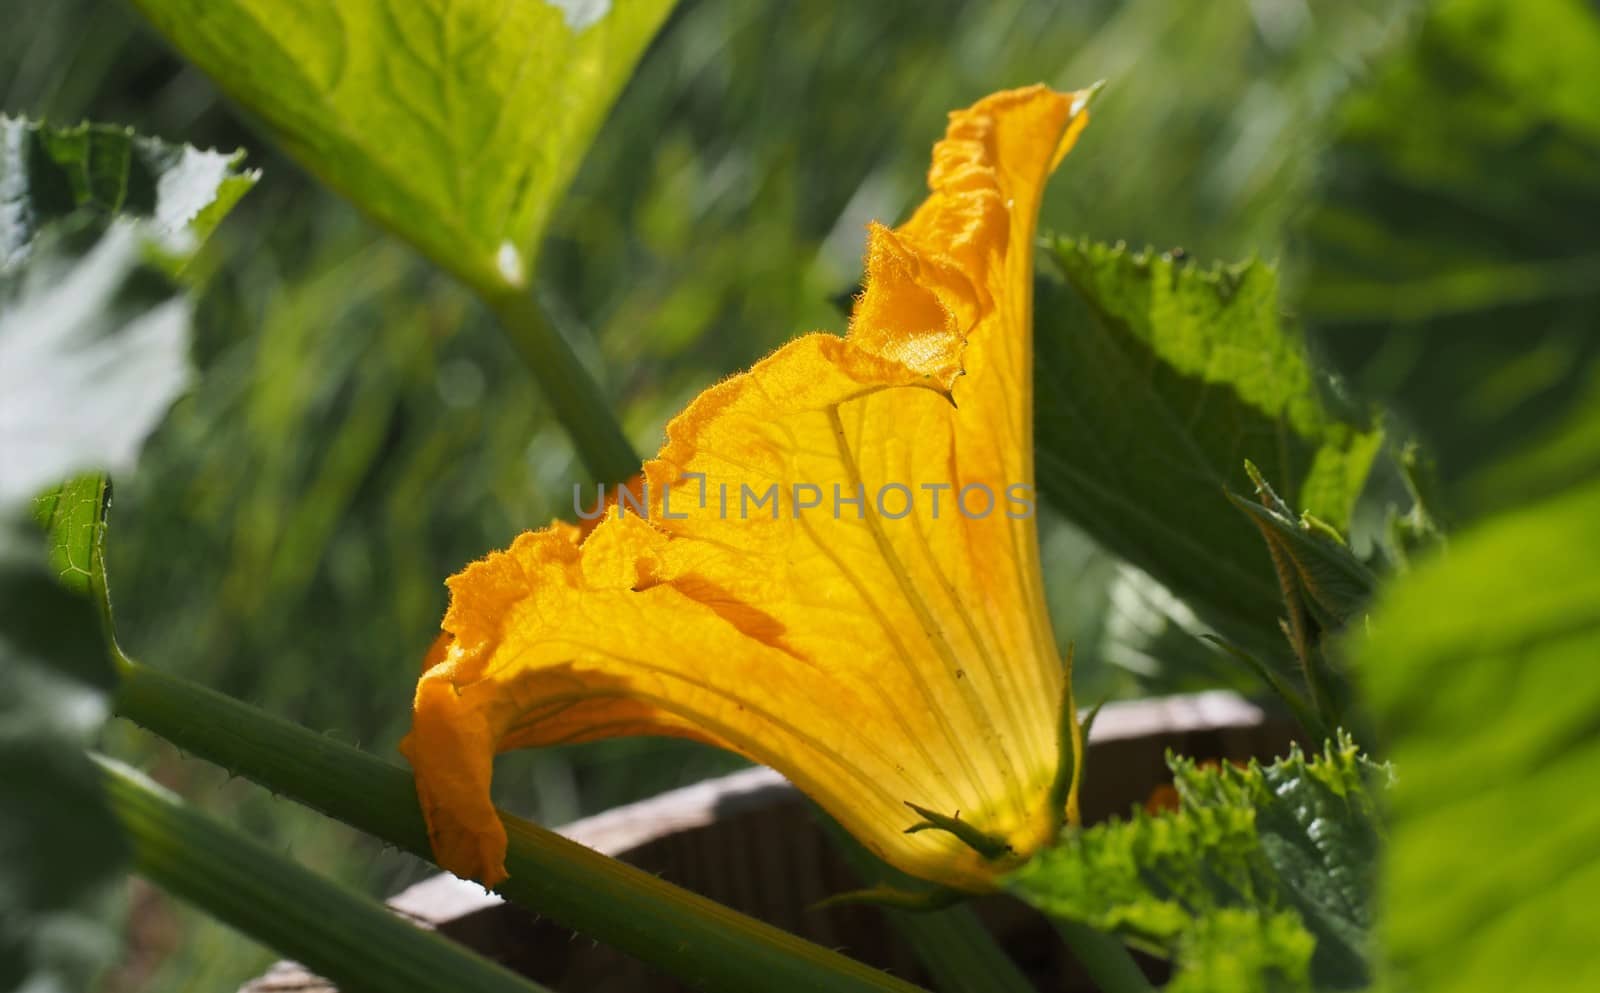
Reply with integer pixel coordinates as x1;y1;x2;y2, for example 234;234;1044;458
903;803;1014;861
1049;687;1100;824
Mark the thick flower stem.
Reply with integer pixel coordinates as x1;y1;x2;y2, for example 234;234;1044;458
818;816;1036;993
1053;919;1156;993
97;756;557;993
480;286;640;485
889;907;1038;993
110;658;927;993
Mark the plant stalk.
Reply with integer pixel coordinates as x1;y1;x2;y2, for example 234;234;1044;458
98;756;556;993
1054;919;1156;993
481;286;640;485
110;658;926;993
883;904;1036;993
819;816;1036;993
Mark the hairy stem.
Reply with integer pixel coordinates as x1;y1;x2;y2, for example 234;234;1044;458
99;756;555;993
111;659;926;993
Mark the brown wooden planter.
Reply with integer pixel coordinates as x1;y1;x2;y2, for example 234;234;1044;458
243;691;1293;993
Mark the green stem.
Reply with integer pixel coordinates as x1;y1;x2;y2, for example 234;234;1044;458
882;906;1035;993
1053;919;1155;993
481;286;639;485
111;659;925;993
820;817;1035;993
97;756;555;993
1203;635;1328;743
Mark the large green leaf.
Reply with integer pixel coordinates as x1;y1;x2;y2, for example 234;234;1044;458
1034;238;1383;654
1006;738;1384;993
128;0;676;293
1354;473;1600;993
1300;0;1600;514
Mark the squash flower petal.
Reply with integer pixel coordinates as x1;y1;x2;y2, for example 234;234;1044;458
402;84;1093;892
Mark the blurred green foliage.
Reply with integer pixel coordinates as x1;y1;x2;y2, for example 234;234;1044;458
40;0;1600;989
1357;473;1600;993
1301;0;1600;516
0;115;253;993
0;508;125;993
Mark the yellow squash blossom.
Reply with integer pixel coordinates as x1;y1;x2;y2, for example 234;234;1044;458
403;84;1093;893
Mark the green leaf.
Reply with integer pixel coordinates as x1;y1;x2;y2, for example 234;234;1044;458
1224;465;1380;732
1;116;257;275
1006;738;1384;993
127;0;676;294
1034;238;1383;654
1354;473;1600;993
1301;0;1600;513
124;0;660;483
1228;469;1376;631
33;474;111;601
1;121;255;508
